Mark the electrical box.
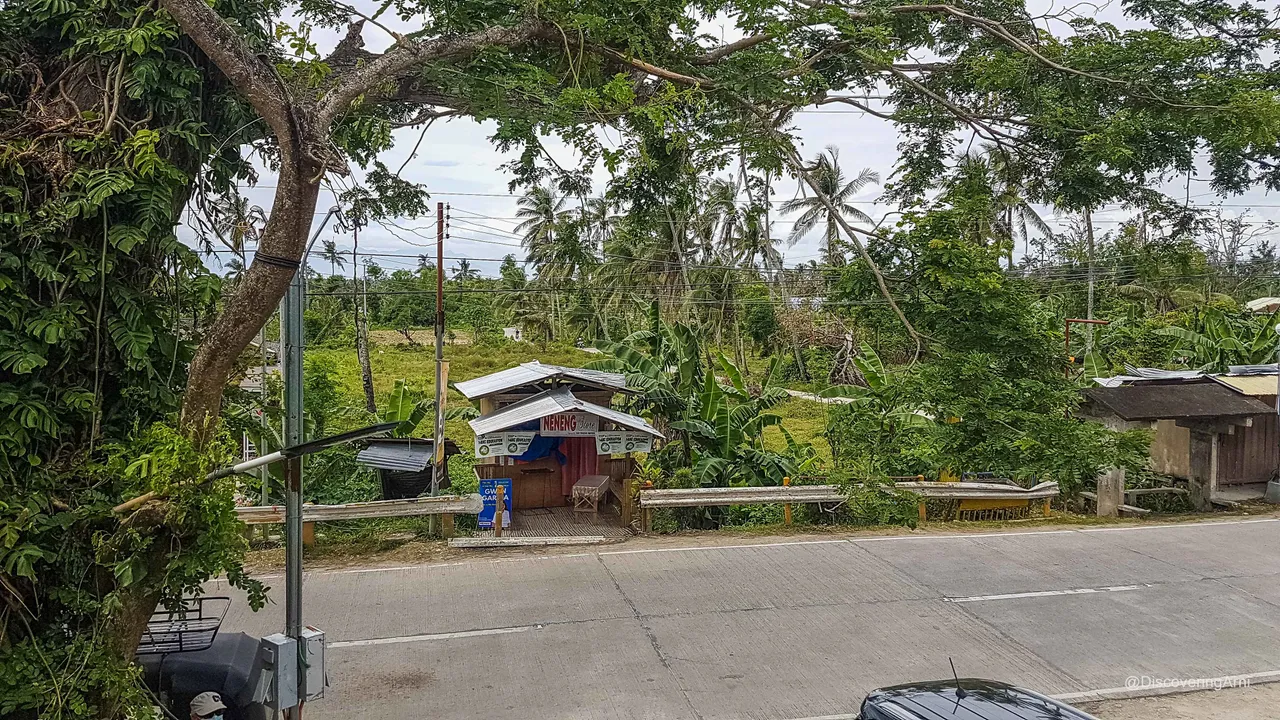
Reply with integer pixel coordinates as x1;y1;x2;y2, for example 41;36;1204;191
256;633;298;711
300;626;327;700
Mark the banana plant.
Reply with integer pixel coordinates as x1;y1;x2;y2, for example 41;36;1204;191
383;378;477;437
1155;308;1280;372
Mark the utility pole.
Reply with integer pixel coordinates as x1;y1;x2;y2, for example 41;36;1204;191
432;202;446;509
353;224;376;413
282;206;341;718
1084;205;1096;353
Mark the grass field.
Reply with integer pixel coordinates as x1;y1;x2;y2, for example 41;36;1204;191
311;338;834;459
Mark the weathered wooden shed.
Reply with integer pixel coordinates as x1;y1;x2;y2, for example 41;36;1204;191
1082;379;1274;508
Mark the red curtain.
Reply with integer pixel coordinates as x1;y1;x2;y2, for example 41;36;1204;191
560;437;599;495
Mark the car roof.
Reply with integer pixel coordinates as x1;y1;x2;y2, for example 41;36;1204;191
863;679;1096;720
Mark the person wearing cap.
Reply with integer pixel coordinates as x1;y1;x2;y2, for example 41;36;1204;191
189;691;226;720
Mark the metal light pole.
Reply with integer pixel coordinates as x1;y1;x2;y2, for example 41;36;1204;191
432;203;446;498
281;206;341;717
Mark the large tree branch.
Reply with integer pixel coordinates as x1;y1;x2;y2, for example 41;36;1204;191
159;0;295;142
317;16;559;126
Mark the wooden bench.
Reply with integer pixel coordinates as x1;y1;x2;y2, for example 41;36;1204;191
572;474;611;520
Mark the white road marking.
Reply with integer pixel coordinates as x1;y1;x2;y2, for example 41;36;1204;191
944;584;1147;603
328;624;536;648
1052;668;1280;703
1078;517;1279;533
849;529;1079;543
599;539;848;556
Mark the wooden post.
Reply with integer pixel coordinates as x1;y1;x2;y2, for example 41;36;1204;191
917;501;927;522
441;513;455;538
1042;497;1052;517
494;484;505;538
782;476;793;527
302;521;315;547
620;476;633;529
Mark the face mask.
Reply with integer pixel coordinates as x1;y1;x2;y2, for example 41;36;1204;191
206;715;223;720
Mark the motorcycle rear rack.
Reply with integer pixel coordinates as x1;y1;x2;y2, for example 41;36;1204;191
136;596;231;655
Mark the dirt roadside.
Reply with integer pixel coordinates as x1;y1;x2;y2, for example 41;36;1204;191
1079;681;1280;719
244;506;1280;573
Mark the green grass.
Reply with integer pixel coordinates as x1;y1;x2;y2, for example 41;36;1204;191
761;396;834;465
311;338;835;462
310;340;604;446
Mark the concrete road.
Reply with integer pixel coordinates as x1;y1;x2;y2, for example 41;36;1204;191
212;518;1280;720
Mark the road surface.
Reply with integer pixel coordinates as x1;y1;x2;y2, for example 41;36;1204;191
213;517;1280;719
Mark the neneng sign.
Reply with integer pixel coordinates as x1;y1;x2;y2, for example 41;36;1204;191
539;412;599;436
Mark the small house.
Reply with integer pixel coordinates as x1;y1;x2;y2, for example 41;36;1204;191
1082;370;1277;507
455;362;662;533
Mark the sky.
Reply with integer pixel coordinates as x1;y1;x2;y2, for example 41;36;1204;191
189;2;1280;279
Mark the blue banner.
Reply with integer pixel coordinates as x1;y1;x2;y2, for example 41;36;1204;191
478;478;513;529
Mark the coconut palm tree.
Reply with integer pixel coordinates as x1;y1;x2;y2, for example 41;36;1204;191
514;184;570;277
320;239;345;276
451;259;480;281
779;147;879;266
209;194;266;254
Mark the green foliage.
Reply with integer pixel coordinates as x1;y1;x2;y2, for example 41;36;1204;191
1155;307;1280;371
1;424;265;718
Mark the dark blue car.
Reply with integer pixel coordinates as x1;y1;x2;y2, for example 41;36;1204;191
860;679;1100;720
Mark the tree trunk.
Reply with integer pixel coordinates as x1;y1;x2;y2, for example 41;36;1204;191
180;152;324;438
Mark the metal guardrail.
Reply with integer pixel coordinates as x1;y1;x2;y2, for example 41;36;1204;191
638;481;1060;509
235;494;484;525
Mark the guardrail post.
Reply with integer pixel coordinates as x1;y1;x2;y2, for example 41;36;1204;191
441;513;455;538
494;484;505;538
782;476;792;527
641;481;653;533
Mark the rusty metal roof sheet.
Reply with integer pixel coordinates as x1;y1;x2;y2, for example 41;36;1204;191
1214;375;1280;397
468;387;662;437
454;361;627;400
1083;382;1273;421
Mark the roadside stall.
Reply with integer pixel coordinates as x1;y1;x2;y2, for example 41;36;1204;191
456;363;661;533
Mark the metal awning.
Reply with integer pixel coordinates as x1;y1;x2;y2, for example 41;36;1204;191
454;361;628;400
356;438;460;472
468;387;663;437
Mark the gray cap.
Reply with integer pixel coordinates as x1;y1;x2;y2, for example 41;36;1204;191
190;692;227;716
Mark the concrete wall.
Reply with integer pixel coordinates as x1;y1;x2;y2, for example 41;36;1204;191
1150;420;1192;479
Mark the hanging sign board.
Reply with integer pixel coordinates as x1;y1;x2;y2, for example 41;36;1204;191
595;431;654;455
478;478;513;529
539;412;598;436
474;432;534;458
595;432;625;454
621;432;654;454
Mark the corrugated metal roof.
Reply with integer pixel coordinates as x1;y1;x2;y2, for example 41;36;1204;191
1215;375;1280;397
468;387;662;437
1227;363;1280;376
454;361;626;400
356;443;432;472
1083;382;1273;421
